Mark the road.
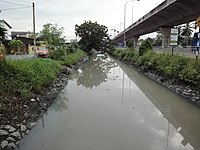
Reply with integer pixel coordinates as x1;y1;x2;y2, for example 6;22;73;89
16;53;200;150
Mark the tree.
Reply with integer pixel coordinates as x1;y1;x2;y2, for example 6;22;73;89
39;23;64;49
127;38;134;50
146;37;154;45
75;21;111;53
178;22;197;46
153;31;162;46
0;25;7;43
138;39;144;46
139;39;153;56
8;40;23;53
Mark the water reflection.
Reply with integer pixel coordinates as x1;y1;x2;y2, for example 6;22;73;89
50;90;69;111
118;61;200;150
121;71;137;109
75;53;116;89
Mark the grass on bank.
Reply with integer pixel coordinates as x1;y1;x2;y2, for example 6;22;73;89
0;59;62;103
0;49;87;104
61;50;87;66
109;48;200;87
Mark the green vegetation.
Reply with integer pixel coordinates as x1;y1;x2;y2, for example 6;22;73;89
0;43;87;104
50;43;80;60
75;20;113;53
138;39;153;56
8;39;23;53
39;23;65;49
178;22;196;46
109;48;200;87
112;48;138;61
0;59;62;103
153;31;162;46
0;46;5;55
61;50;87;66
0;20;88;113
127;38;134;50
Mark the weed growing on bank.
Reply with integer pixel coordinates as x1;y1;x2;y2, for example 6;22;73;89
109;48;200;87
0;48;87;104
49;43;87;65
0;59;62;103
61;50;87;66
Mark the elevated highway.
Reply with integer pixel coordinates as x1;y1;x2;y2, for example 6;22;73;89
113;0;200;46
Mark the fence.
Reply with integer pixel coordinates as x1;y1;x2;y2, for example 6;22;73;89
153;46;199;58
6;52;35;61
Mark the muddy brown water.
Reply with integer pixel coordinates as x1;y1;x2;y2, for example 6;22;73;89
16;53;200;150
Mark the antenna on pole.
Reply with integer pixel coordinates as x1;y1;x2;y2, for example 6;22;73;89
32;2;36;58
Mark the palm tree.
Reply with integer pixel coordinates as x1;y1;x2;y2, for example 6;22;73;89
179;22;197;46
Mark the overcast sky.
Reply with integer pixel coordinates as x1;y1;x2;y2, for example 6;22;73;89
0;0;165;40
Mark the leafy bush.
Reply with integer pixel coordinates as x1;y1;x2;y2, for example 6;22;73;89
111;48;138;62
62;50;87;66
138;52;200;86
50;43;81;61
50;46;66;60
139;39;153;56
67;43;80;53
8;39;23;53
136;51;156;68
180;59;200;85
127;39;134;50
111;48;200;87
113;49;122;57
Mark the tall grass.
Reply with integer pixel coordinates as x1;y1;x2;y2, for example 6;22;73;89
0;59;62;102
0;47;87;104
61;50;87;66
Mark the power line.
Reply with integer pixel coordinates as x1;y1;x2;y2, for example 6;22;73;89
0;6;32;11
0;0;30;7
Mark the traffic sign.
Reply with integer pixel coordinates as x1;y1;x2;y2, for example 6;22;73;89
170;28;178;46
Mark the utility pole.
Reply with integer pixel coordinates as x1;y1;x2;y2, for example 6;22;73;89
33;2;36;58
123;0;139;50
132;1;134;24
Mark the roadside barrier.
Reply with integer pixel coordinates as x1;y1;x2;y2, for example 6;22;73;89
153;46;199;58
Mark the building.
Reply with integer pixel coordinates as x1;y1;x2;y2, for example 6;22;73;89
11;31;33;39
0;20;12;40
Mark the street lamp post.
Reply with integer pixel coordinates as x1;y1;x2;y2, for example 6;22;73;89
123;0;139;49
32;2;36;58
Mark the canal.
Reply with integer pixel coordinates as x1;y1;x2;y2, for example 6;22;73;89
16;53;200;150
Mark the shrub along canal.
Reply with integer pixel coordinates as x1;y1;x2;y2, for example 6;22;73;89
16;53;200;150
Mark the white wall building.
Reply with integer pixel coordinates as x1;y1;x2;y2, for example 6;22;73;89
0;20;12;40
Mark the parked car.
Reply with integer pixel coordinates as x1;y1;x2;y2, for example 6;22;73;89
37;47;48;58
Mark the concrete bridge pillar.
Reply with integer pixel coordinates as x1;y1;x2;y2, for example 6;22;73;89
160;27;171;47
